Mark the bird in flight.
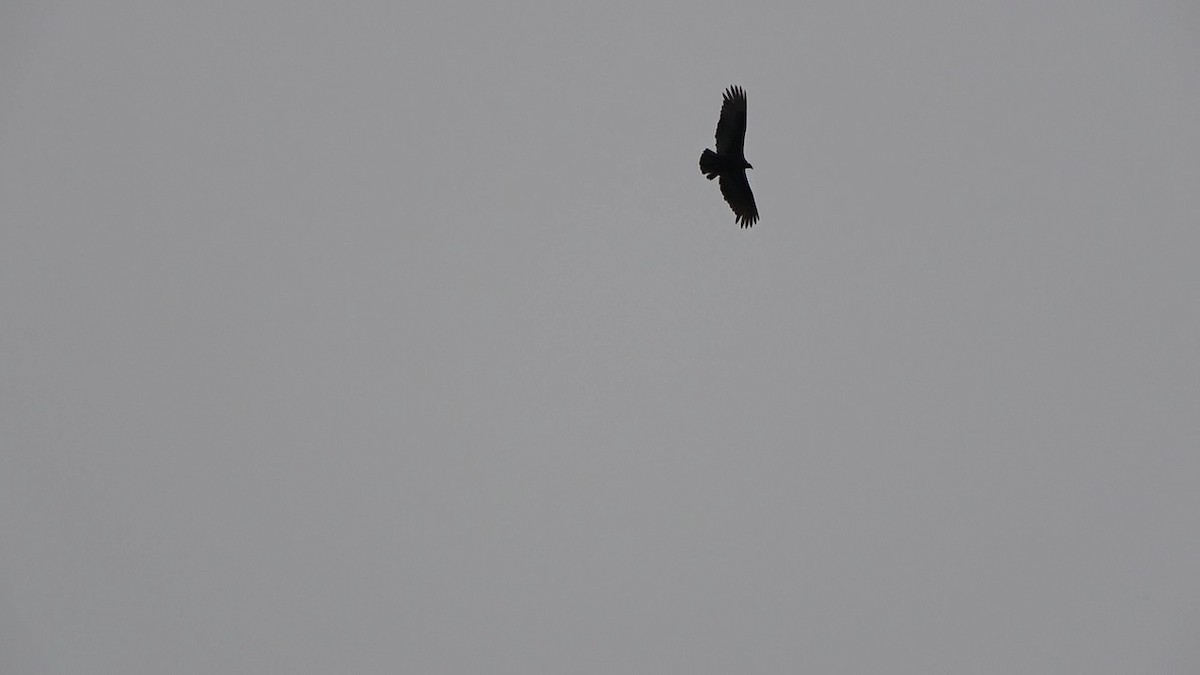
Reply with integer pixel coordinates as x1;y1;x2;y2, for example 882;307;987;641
699;85;758;228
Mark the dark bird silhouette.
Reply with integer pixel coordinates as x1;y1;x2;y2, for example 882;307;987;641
699;85;758;228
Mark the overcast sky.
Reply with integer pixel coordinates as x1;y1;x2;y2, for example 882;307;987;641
2;2;1199;673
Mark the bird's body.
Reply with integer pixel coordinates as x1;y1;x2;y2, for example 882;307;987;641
699;85;759;228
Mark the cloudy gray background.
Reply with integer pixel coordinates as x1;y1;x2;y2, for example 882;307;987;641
2;1;1199;672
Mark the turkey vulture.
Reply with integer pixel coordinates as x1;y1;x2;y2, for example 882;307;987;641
699;85;758;228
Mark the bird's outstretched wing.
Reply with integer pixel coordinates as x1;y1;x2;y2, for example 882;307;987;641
714;85;748;159
718;171;759;228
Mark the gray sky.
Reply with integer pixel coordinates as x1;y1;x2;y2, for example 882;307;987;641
2;2;1199;672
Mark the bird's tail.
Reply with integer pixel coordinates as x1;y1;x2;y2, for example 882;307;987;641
699;149;722;180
